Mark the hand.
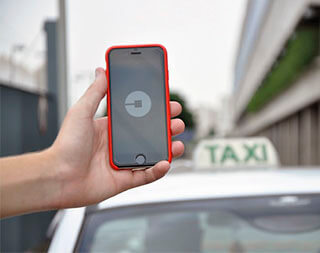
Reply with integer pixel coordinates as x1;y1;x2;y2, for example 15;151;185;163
50;68;185;209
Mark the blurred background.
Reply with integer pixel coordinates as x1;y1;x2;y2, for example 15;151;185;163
1;0;319;251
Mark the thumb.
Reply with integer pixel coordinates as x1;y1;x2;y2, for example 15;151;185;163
78;68;107;117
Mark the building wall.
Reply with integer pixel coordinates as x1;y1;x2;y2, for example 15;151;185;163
234;0;270;90
233;0;320;166
234;0;312;120
256;101;320;166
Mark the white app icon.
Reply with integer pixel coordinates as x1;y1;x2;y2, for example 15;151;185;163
125;91;152;117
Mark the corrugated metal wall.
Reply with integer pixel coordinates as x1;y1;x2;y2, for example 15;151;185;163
0;85;58;251
256;101;320;166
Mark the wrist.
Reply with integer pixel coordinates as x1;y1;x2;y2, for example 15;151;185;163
38;147;64;211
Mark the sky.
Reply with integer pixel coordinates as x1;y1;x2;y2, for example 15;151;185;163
0;0;246;113
0;0;57;70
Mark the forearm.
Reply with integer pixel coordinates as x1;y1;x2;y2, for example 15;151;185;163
0;148;61;218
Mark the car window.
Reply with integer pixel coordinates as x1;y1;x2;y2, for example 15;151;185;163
77;195;320;252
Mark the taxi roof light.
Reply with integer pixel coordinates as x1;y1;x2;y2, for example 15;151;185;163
193;137;279;170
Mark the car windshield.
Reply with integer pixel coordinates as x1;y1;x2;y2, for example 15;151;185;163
76;194;320;252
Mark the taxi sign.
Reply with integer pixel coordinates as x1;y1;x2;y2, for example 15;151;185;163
193;137;279;170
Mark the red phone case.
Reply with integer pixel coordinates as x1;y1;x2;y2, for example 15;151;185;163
105;44;172;170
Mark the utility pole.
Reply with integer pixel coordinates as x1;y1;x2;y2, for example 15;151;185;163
57;0;68;125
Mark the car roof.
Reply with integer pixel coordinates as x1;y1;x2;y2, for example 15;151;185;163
48;168;320;253
98;168;320;210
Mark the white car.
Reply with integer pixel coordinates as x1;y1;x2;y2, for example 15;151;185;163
49;169;320;253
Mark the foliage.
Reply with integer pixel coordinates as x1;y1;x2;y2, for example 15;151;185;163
246;24;319;113
170;92;195;129
208;128;215;136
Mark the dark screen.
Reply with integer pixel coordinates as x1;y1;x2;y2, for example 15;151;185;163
108;46;168;167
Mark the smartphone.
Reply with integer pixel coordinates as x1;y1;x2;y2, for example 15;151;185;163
105;44;172;170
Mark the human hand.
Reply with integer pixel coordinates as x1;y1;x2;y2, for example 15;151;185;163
50;68;185;209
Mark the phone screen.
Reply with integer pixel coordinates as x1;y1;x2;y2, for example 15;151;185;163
108;46;169;167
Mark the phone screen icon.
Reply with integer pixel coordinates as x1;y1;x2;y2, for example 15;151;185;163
124;91;152;117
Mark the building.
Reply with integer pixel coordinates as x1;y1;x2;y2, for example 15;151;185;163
216;96;234;137
232;0;320;165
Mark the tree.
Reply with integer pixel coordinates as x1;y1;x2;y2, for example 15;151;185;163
170;92;195;129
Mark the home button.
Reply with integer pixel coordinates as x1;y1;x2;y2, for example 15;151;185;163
135;154;146;165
